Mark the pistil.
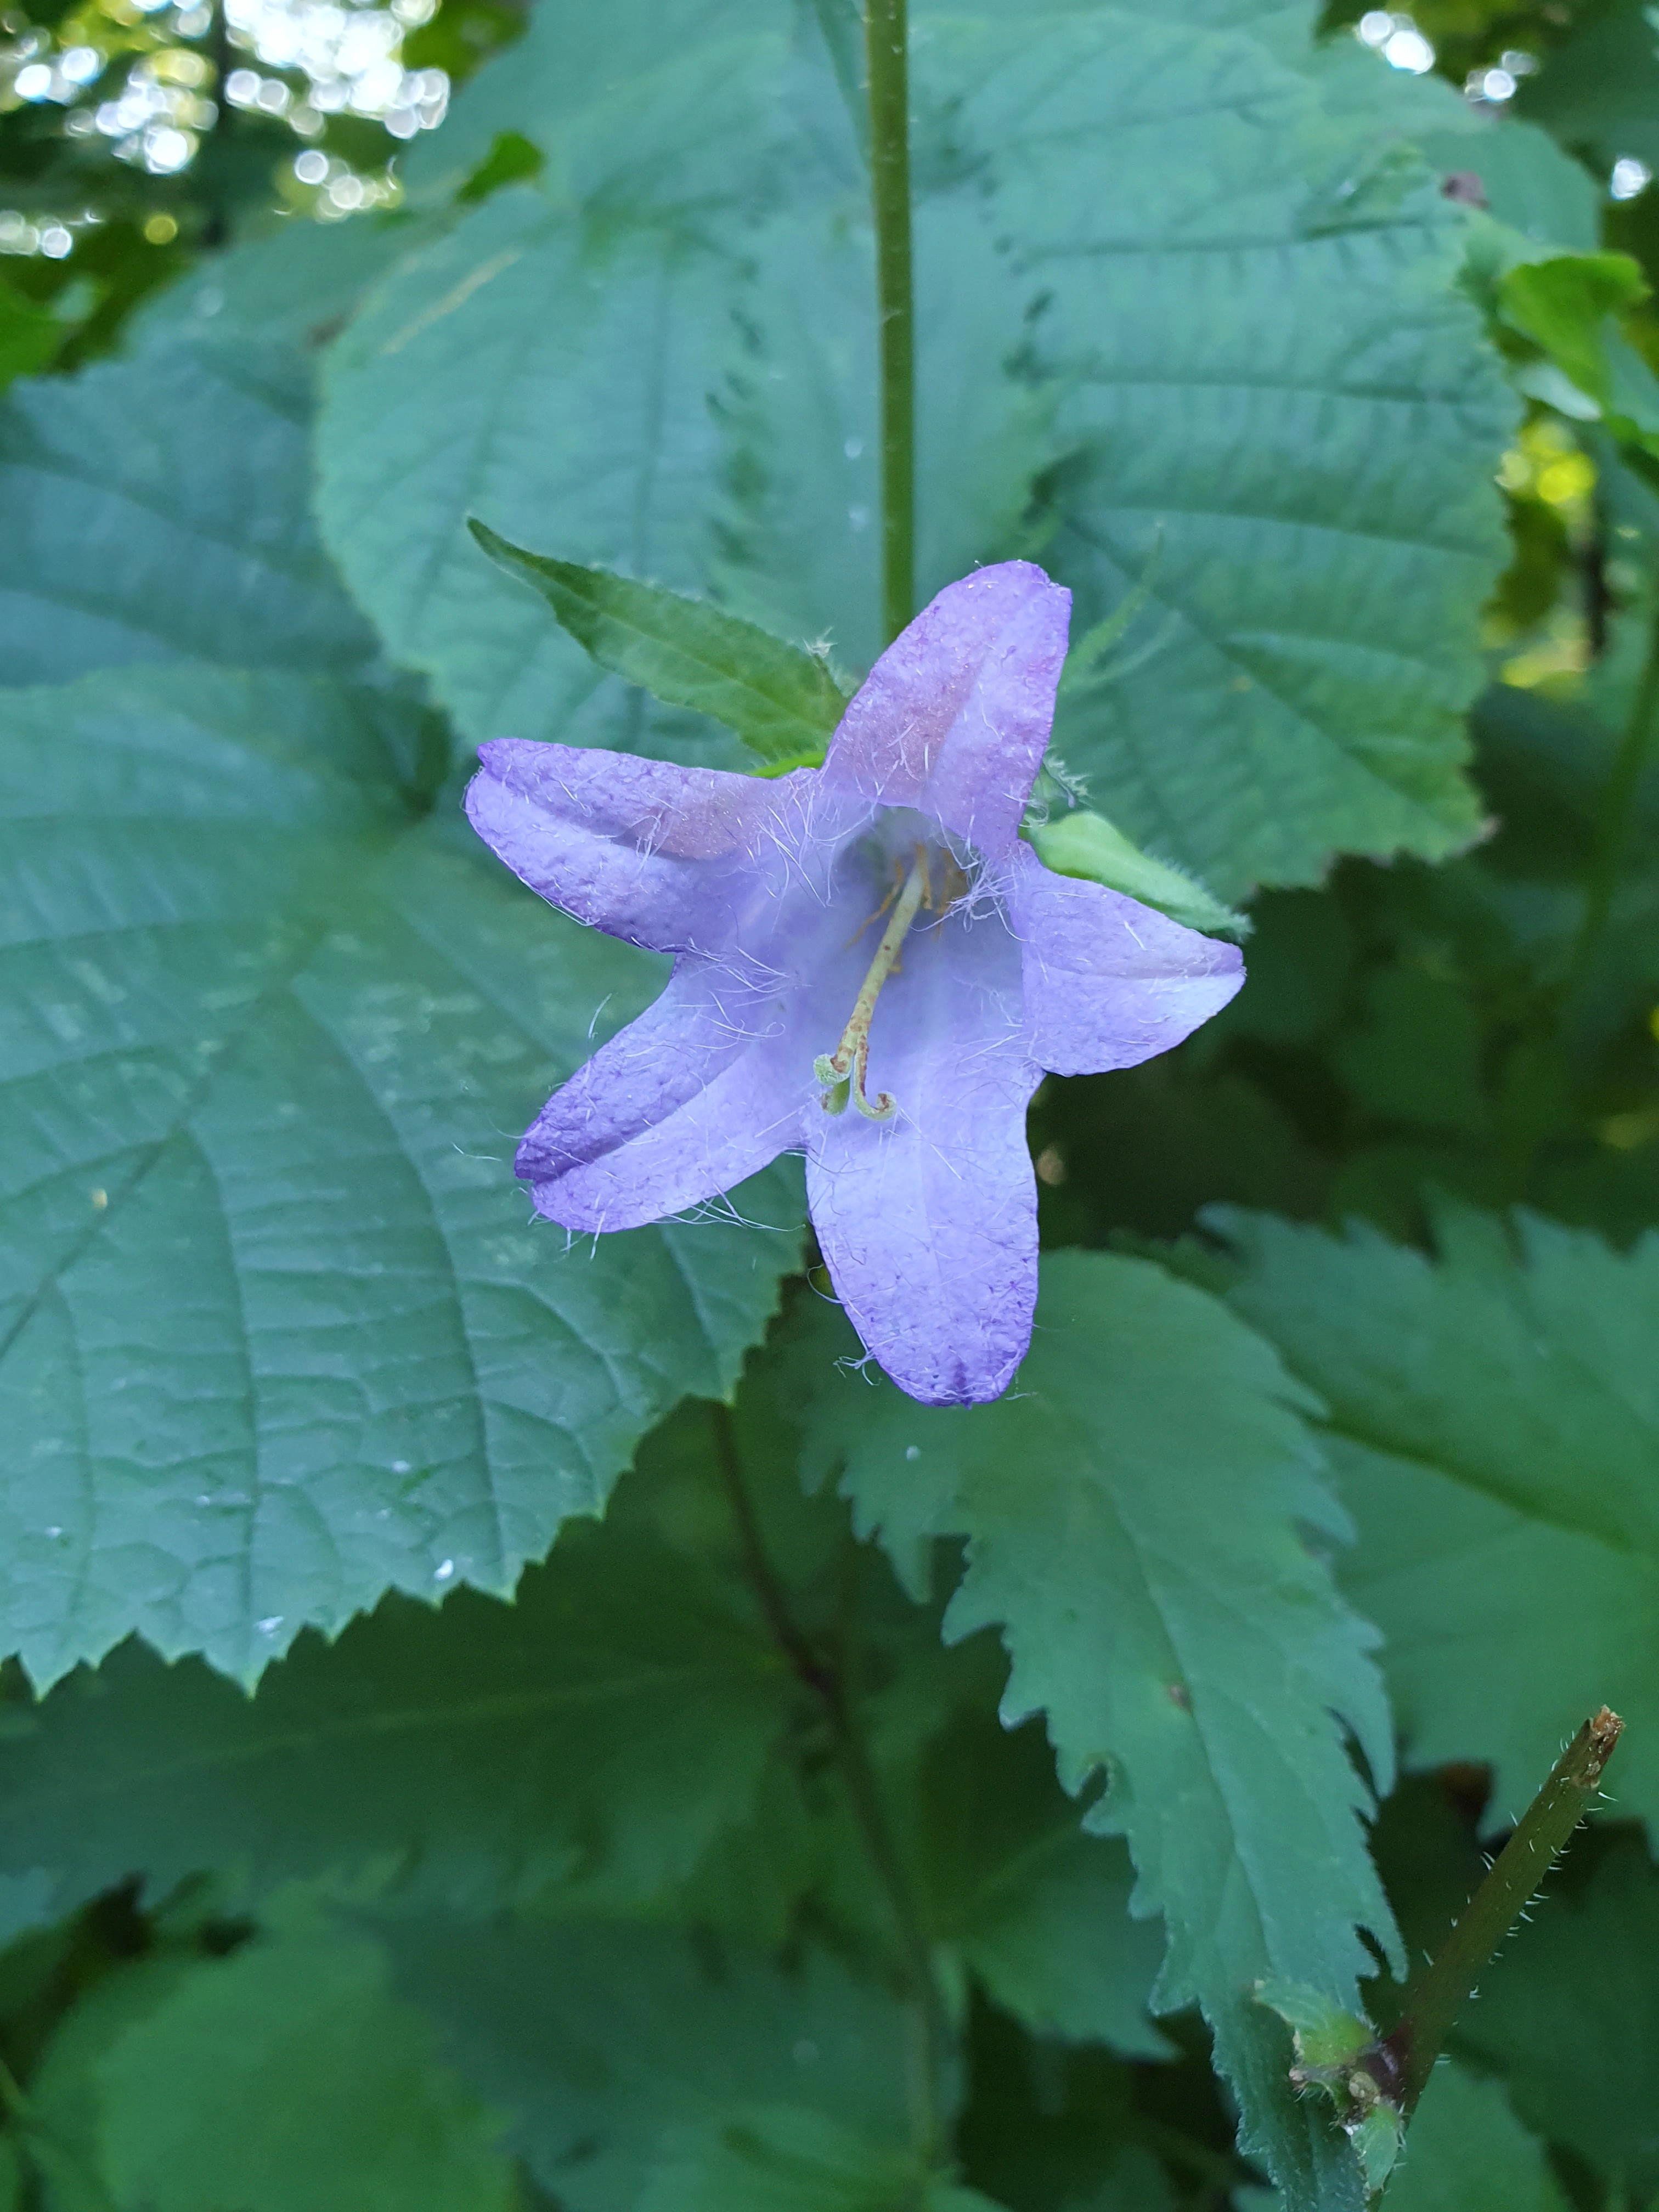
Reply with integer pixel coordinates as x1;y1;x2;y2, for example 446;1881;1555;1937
816;853;929;1120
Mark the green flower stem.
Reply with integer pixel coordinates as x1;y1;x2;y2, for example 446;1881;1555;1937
864;0;915;644
709;1402;950;2160
1380;1707;1624;2115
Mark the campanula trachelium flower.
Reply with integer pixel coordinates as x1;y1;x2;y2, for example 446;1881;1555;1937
466;563;1243;1405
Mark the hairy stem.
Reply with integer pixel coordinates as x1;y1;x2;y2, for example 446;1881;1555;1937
1379;1707;1623;2115
710;1402;949;2158
864;0;915;644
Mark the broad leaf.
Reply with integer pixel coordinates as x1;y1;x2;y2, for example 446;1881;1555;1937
317;189;753;771
796;1252;1397;2207
1217;1206;1659;1834
0;663;800;1685
0;336;378;686
467;525;849;767
932;5;1513;898
27;1911;517;2212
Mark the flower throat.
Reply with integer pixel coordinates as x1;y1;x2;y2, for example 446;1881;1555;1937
815;845;965;1121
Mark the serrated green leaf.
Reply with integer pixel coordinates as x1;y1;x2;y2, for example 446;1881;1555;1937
0;663;800;1685
374;1916;918;2212
0;337;378;687
0;1520;791;1923
27;1912;517;2212
795;1252;1397;2208
1384;2061;1569;2212
639;2105;1001;2212
1026;812;1248;940
467;524;848;767
1216;1206;1659;1836
923;7;1510;896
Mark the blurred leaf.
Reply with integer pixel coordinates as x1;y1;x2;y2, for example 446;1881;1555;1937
467;524;849;767
127;215;452;355
1217;1206;1659;1835
1499;251;1650;403
796;1252;1397;2209
0;662;800;1685
374;1915;918;2212
1385;2059;1570;2212
0;335;377;686
0;276;60;390
27;1912;518;2212
1446;1837;1659;2192
637;2106;1001;2212
1514;0;1659;179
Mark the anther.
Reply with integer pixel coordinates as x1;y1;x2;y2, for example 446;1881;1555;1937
815;852;929;1121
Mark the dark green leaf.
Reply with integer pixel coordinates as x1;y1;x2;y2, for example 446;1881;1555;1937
1217;1206;1659;1832
376;1916;917;2212
0;276;60;390
637;2106;1001;2212
1445;1837;1659;2192
796;1253;1397;2207
467;524;848;768
1385;2061;1570;2212
0;1521;791;1923
27;1909;518;2212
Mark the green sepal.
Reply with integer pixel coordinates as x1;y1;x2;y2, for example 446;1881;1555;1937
467;520;849;766
1255;1979;1373;2072
1348;2104;1404;2196
1026;808;1251;940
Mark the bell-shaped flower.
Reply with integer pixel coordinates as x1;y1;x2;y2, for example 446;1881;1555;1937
466;563;1243;1406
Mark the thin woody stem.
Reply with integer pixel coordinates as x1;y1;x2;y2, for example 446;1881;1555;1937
1378;1707;1623;2115
865;0;915;644
709;1403;950;2160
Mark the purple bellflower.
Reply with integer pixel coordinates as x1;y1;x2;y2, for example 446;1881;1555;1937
466;563;1243;1407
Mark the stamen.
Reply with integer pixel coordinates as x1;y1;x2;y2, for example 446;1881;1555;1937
816;851;929;1121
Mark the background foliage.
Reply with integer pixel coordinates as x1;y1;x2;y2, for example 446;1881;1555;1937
3;0;1658;2207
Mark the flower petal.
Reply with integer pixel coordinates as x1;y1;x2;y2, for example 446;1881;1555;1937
805;903;1040;1406
1005;843;1245;1075
517;956;818;1232
465;740;814;954
820;563;1071;857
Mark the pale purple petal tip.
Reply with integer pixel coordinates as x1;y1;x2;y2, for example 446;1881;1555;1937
821;562;1072;857
1007;845;1245;1076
